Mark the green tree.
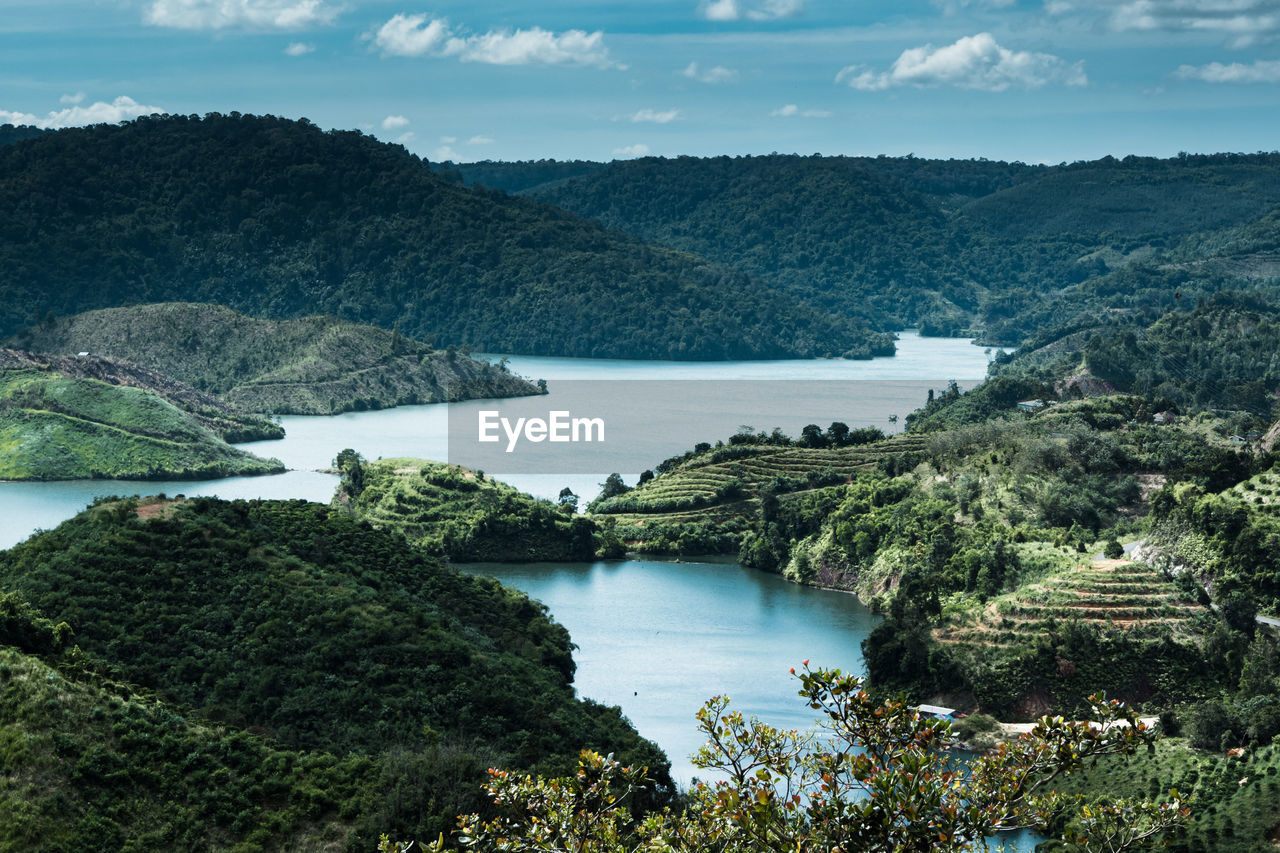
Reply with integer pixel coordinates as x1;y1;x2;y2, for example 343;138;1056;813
451;666;1186;853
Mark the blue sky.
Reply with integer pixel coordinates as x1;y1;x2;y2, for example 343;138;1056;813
2;0;1279;163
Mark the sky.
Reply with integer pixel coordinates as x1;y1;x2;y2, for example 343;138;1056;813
2;0;1280;164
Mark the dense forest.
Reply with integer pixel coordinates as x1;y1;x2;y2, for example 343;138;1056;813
0;497;670;845
8;302;542;415
448;151;1280;339
0;114;884;360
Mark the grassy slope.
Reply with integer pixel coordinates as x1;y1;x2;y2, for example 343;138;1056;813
8;303;541;415
0;347;282;442
0;369;282;480
341;459;600;562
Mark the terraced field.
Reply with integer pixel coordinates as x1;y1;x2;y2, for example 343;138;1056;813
1231;465;1280;516
936;558;1206;649
590;435;928;551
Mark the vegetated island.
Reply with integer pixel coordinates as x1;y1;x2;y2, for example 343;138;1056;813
0;496;671;847
333;454;624;562
7;302;543;415
0;348;284;481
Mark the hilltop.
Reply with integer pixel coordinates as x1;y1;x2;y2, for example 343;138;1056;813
0;497;671;843
9;303;542;415
336;456;616;562
0;114;881;360
0;354;284;481
0;346;281;441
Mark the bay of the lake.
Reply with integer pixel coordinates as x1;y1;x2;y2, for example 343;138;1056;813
0;332;1011;822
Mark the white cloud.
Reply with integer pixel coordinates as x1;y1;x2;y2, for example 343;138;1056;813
0;96;165;129
682;61;739;83
395;131;415;144
373;14;451;56
1175;58;1280;81
626;108;681;123
372;15;619;68
59;92;86;104
440;135;457;144
836;33;1087;91
612;143;650;158
932;0;1017;10
1051;1;1280;46
450;27;619;67
770;103;832;117
382;114;410;130
284;41;314;55
144;0;338;30
468;135;495;144
698;0;803;20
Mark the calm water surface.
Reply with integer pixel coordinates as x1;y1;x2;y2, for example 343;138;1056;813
0;334;1027;842
465;556;879;787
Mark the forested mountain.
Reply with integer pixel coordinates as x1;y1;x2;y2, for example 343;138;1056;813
8;302;542;415
521;155;984;332
0;497;671;843
0;123;47;147
445;152;1280;339
0;114;881;360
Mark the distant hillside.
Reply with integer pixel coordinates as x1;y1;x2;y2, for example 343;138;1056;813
957;154;1280;240
447;152;1280;340
0;360;284;481
0;114;880;360
337;457;612;562
0;123;48;147
521;154;982;333
9;303;542;415
0;497;672;842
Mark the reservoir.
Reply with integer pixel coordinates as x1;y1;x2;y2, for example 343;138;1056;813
0;332;991;789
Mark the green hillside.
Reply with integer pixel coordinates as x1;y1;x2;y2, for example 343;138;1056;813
0;367;283;480
0;595;375;850
451;152;1280;341
338;457;609;562
0;114;879;360
0;346;281;442
0;497;671;843
523;154;979;333
9;303;542;415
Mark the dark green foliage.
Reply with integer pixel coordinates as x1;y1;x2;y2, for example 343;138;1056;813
523;154;972;339
0;123;48;147
0;644;378;852
0;497;671;842
0;114;875;360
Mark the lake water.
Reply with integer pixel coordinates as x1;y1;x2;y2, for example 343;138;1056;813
465;556;880;787
0;332;1005;812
